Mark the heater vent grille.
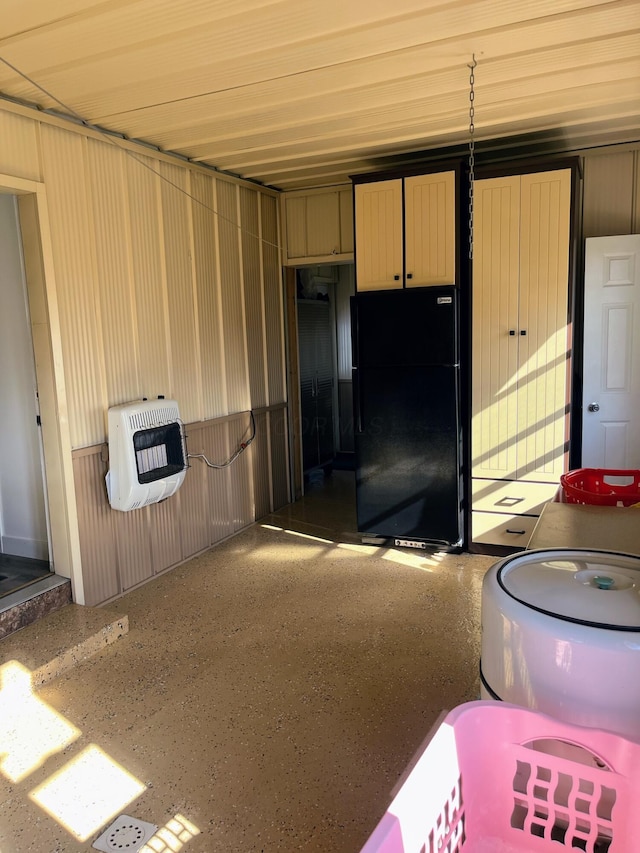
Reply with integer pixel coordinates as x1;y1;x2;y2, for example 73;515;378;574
128;405;179;431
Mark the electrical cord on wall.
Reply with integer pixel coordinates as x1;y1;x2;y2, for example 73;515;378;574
186;410;256;469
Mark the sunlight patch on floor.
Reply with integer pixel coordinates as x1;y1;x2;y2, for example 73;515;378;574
336;542;381;555
0;661;80;783
140;814;201;852
381;548;444;571
29;744;146;841
283;529;334;544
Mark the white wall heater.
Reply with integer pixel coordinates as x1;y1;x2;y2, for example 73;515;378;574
105;398;187;511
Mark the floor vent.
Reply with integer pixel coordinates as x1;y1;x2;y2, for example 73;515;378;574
93;815;158;852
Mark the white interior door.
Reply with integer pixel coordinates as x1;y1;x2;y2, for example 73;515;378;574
582;235;640;468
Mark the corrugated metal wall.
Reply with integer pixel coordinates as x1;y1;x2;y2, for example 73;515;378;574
582;147;640;237
0;104;289;605
1;97;638;605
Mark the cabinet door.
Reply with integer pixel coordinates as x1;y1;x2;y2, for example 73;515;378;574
471;176;520;479
283;187;353;264
355;180;403;291
404;171;456;287
517;169;571;482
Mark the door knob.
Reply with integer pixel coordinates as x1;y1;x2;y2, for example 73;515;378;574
588;402;600;412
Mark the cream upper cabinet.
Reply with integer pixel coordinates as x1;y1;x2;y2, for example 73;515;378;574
354;179;403;290
404;172;455;287
282;186;354;265
471;168;572;546
355;171;456;292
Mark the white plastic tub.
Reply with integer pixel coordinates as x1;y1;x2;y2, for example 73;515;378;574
481;548;640;741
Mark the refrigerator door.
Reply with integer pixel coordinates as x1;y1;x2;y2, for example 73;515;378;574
353;286;458;368
355;364;462;545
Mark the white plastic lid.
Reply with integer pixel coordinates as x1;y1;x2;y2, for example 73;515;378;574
497;549;640;628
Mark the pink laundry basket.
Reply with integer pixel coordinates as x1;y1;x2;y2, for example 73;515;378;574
360;701;638;853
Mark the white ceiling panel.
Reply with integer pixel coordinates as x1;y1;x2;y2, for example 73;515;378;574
0;0;638;189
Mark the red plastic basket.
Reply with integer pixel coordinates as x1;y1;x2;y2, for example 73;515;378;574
559;468;640;506
360;701;639;853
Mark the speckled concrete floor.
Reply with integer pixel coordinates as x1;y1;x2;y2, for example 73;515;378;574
0;472;496;853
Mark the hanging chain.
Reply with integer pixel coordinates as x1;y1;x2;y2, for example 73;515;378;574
468;54;477;261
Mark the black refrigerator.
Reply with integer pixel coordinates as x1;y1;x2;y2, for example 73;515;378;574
352;286;463;547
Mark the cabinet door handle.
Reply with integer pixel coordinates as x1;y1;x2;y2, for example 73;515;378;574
406;273;413;279
520;329;527;335
509;330;516;336
506;528;526;535
393;274;400;281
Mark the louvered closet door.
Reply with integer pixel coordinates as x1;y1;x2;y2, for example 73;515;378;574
404;171;455;287
471;176;520;480
354;180;403;291
517;169;571;482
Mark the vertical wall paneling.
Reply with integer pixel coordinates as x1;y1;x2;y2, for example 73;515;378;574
252;411;271;518
186;170;205;420
240;187;267;409
227;416;254;531
582;152;635;238
285;196;307;258
195;422;234;545
40;125;106;447
72;450;119;605
125;152;171;402
261;194;286;404
148;493;183;574
176;426;211;559
160;161;201;422
339;187;354;254
191;171;226;419
0;111;41;181
269;407;290;511
113;506;153;592
200;420;234;544
1;104;287;605
86;139;140;408
217;181;249;412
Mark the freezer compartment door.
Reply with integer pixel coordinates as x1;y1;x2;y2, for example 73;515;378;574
353;286;458;368
355;365;462;545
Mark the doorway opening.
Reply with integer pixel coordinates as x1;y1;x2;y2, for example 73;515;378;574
289;263;355;497
0;194;50;599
